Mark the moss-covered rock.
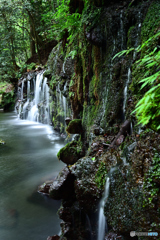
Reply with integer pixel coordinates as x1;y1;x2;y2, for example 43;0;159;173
105;129;160;236
57;140;84;165
66;119;83;134
70;157;102;210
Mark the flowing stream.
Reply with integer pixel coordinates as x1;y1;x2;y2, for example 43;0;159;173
0;111;65;240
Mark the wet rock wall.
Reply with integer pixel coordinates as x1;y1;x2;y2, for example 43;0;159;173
42;0;160;239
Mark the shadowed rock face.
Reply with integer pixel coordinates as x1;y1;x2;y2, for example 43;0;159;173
49;167;75;200
47;236;60;240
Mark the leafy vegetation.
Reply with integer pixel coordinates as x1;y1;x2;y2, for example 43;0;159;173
114;30;160;131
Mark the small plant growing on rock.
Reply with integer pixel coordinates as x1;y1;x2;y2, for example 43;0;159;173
95;161;108;190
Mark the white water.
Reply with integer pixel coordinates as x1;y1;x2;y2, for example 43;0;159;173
97;166;117;240
21;79;24;100
63;82;67;119
17;72;51;124
123;68;131;117
97;177;110;240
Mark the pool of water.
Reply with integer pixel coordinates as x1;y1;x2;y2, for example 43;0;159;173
0;111;65;240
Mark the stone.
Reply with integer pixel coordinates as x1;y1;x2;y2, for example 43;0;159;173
38;180;53;195
65;117;71;126
47;236;60;240
94;126;104;135
85;26;104;46
66;119;83;134
105;232;123;240
57;140;84;165
70;157;102;210
49;166;75;200
115;134;124;146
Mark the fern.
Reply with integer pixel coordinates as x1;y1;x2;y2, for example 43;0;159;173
114;30;160;131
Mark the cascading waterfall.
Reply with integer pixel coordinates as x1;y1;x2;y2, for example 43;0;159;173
23;81;30;119
27;72;43;122
17;71;51;124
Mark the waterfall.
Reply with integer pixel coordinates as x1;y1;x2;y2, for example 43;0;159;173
123;68;131;117
17;71;51;124
97;177;110;240
22;81;31;119
97;166;117;240
21;79;24;100
120;10;124;50
86;214;93;240
63;81;68;120
56;81;70;129
43;77;50;124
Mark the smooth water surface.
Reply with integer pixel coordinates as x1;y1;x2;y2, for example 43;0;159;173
0;111;65;240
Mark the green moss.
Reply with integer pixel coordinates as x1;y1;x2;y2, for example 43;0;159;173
105;167;145;233
43;69;52;78
143;152;160;208
57;140;83;164
66;119;82;134
141;1;160;43
127;25;135;48
95;162;108;190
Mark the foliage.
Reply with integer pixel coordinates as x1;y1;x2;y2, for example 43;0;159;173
113;31;160;131
143;152;160;208
141;0;160;43
0;0;56;82
95;161;107;190
42;0;101;50
42;0;82;43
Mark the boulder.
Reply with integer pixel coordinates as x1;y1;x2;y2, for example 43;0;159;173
38;180;53;195
57;140;84;165
65;117;71;126
70;157;102;210
47;236;60;240
49;167;75;200
66;119;83;134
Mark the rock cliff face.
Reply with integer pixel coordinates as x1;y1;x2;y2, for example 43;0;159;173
41;0;160;239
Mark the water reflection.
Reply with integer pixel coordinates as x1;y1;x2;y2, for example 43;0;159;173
0;112;64;240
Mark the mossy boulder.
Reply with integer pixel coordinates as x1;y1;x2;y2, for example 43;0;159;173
57;140;84;165
70;157;104;210
66;119;83;134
